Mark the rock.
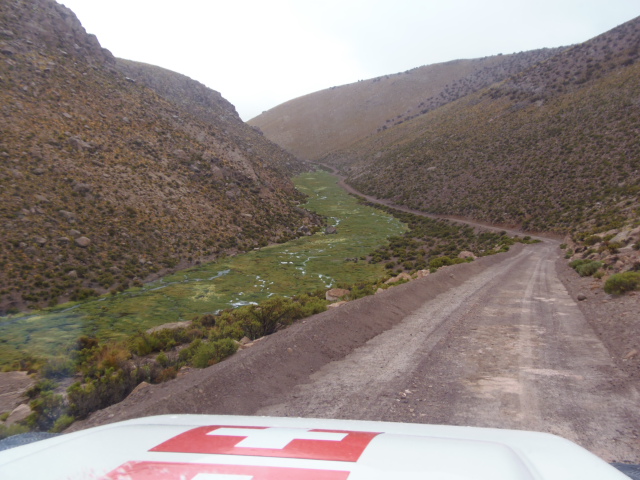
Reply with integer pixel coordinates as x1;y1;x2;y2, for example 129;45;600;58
624;349;638;360
10;169;24;179
34;194;50;203
415;269;430;279
577;293;587;301
5;404;31;426
57;236;70;245
59;210;77;223
68;136;96;152
327;301;348;308
326;288;350;302
458;251;477;260
129;381;150;397
325;226;338;235
0;45;16;56
67;270;78;278
239;336;251;346
385;272;412;284
0;371;35;413
375;288;385;294
34;236;47;246
72;182;92;195
69;229;82;238
75;236;91;248
297;225;311;236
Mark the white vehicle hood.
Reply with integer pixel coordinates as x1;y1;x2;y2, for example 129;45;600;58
0;414;629;479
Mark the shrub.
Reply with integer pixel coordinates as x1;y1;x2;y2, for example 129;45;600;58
27;392;66;431
429;256;452;269
51;414;75;433
569;259;603;277
0;423;29;440
41;357;75;379
191;338;238;368
604;272;640;295
26;379;57;399
583;235;602;246
237;296;299;340
575;261;602;277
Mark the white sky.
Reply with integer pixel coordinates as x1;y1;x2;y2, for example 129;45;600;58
60;0;640;121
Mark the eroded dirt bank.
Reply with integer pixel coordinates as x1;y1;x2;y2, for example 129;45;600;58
71;242;640;463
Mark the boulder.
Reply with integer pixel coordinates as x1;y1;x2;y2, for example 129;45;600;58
34;236;47;246
75;236;91;248
326;288;350;302
327;301;348;308
325;226;338;235
385;272;412;284
5;404;31;426
415;269;430;279
59;210;77;223
458;251;477;260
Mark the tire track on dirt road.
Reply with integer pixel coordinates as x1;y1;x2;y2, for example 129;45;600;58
259;241;640;463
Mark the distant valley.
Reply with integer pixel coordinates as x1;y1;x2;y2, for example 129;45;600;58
251;16;640;239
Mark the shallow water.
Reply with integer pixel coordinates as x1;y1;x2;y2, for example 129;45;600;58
0;171;406;365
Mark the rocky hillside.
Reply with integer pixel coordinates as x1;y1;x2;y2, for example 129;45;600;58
248;48;562;161
0;0;316;314
327;16;640;236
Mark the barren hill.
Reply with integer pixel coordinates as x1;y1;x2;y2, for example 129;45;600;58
332;16;640;234
0;0;316;313
248;49;562;161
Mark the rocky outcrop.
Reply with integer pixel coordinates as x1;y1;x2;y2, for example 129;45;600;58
325;288;350;302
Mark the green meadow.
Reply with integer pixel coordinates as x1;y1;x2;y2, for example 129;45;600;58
0;171;406;366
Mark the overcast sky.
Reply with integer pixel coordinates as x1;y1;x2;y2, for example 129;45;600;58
60;0;640;121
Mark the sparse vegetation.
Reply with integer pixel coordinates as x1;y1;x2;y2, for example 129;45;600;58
604;272;640;294
569;259;604;277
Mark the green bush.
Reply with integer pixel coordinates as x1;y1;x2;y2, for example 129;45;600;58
26;379;57;399
51;414;75;433
604;272;640;294
429;256;453;269
0;423;29;440
41;357;75;379
569;259;603;277
191;338;238;368
576;261;602;277
583;235;602;246
27;392;66;431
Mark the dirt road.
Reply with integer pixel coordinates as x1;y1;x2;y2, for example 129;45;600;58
257;241;639;462
75;241;640;463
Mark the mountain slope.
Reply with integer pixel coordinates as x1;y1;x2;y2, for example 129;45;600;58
248;48;562;161
327;16;640;234
0;0;315;313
